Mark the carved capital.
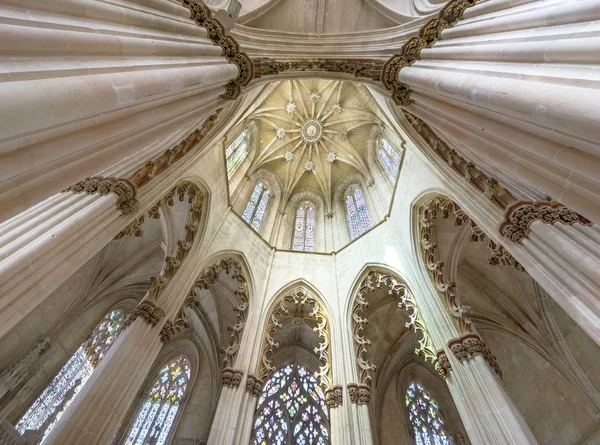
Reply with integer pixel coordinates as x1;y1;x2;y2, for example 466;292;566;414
65;176;138;215
124;301;165;329
222;368;243;388
245;375;264;397
499;200;591;243
436;349;452;378
159;320;175;343
448;333;502;378
325;385;343;409
348;383;370;405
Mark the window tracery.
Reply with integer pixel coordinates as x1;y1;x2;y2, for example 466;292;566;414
242;181;271;231
291;204;316;252
226;129;249;178
16;309;125;442
344;185;371;239
124;356;191;445
405;382;453;445
250;364;330;445
377;137;401;180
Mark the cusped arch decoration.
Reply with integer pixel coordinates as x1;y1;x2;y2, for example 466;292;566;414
256;286;332;391
351;270;442;388
418;195;525;334
170;257;250;381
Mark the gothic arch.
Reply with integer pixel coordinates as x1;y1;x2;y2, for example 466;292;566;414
255;281;333;391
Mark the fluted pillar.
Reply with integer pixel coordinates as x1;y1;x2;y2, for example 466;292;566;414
399;0;600;224
0;0;238;222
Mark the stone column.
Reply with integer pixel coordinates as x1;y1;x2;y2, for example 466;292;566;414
396;0;600;225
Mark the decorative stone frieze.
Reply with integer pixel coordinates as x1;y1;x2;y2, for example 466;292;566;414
436;350;451;378
499;200;591;243
246;375;264;397
351;271;441;383
381;0;479;105
187;258;249;369
325;385;343;409
65;177;138;215
347;383;370;405
222;368;244;388
123;301;165;329
448;333;502;378
253;58;382;81
179;0;252;100
159;320;175;344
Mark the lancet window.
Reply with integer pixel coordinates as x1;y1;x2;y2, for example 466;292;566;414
242;181;271;231
291;204;317;252
124;356;191;445
344;184;371;239
16;309;125;442
405;382;453;445
377;136;401;180
250;364;330;445
226;129;249;178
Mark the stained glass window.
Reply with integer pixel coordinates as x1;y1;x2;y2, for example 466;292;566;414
250;364;330;445
377;137;401;180
405;382;453;445
242;181;271;232
291;204;316;252
16;309;125;442
124;356;191;445
344;185;371;240
226;129;249;178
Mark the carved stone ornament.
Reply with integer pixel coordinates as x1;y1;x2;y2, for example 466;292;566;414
115;215;144;239
325;385;343;409
246;375;264;397
381;0;478;105
123;300;165;329
179;0;252;100
347;383;370;405
499;200;591;243
65;176;138;215
0;337;51;400
159;320;175;343
222;368;243;388
436;350;452;378
448;333;502;378
253;58;383;82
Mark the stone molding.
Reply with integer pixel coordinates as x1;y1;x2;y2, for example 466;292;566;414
436;350;452;379
180;0;252;99
351;271;441;384
499;200;592;243
246;375;264;397
65;177;138;215
123;300;165;329
222;368;244;388
253;58;382;81
347;383;370;405
381;0;478;105
448;333;502;378
325;385;343;409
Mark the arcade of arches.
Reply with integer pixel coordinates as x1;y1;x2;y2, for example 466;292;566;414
0;1;600;444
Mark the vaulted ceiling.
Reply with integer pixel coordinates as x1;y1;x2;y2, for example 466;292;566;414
238;79;386;211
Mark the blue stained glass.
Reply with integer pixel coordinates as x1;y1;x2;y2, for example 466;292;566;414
124;356;191;445
406;382;453;445
16;310;125;442
345;185;371;240
226;129;249;178
243;182;271;232
250;364;329;445
378;137;401;179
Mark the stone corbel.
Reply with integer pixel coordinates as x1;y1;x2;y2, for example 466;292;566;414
499;200;591;243
123;300;165;329
325;385;343;409
222;368;244;388
448;333;502;378
245;375;264;397
347;383;370;405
